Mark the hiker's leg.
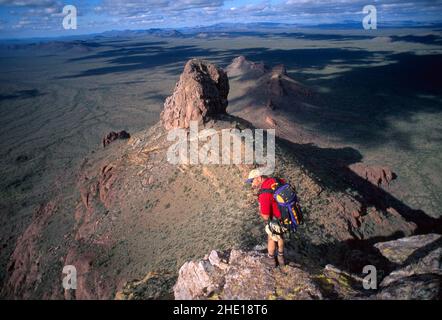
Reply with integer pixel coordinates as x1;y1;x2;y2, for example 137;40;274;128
277;238;284;255
267;235;276;257
264;235;277;267
276;238;285;266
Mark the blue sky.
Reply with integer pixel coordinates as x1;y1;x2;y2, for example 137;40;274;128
0;0;441;38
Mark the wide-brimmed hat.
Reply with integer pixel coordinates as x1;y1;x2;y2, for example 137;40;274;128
245;168;266;184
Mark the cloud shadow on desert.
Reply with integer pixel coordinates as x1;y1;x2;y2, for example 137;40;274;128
0;89;45;102
58;43;215;79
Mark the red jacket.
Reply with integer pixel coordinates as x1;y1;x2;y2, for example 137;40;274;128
258;178;285;219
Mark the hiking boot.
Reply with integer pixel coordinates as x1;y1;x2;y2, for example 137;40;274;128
277;252;285;267
264;254;277;268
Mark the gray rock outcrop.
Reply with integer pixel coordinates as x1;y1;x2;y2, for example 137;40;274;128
173;249;323;300
172;234;441;300
374;233;441;300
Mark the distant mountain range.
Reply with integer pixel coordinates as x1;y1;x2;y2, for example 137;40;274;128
97;28;185;38
96;21;442;37
1;20;442;42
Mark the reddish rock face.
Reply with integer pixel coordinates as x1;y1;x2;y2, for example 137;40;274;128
160;59;229;130
350;163;397;187
2;202;58;299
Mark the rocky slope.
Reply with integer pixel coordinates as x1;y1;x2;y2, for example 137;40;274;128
2;58;440;299
117;233;441;300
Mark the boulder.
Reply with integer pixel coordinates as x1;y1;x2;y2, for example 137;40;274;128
375;234;441;292
208;250;229;270
173;249;323;300
161;59;229;130
371;234;441;300
173;259;224;300
222;250;275;300
376;274;441;300
374;233;441;264
318;264;365;299
102;130;130;148
380;246;441;287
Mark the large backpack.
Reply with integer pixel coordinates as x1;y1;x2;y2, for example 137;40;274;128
259;178;304;234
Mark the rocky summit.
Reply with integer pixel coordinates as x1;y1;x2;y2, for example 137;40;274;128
161;59;229;130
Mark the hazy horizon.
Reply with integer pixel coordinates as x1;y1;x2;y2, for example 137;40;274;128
1;0;442;39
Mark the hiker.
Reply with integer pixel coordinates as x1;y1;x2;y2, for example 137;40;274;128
246;168;304;267
247;168;285;266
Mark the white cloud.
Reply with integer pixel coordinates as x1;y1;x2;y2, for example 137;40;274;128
0;0;57;7
1;0;442;36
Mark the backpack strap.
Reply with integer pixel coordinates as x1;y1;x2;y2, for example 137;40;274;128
258;188;274;196
258;178;284;196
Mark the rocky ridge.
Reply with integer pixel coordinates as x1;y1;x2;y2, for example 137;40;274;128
2;58;440;300
117;233;441;300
